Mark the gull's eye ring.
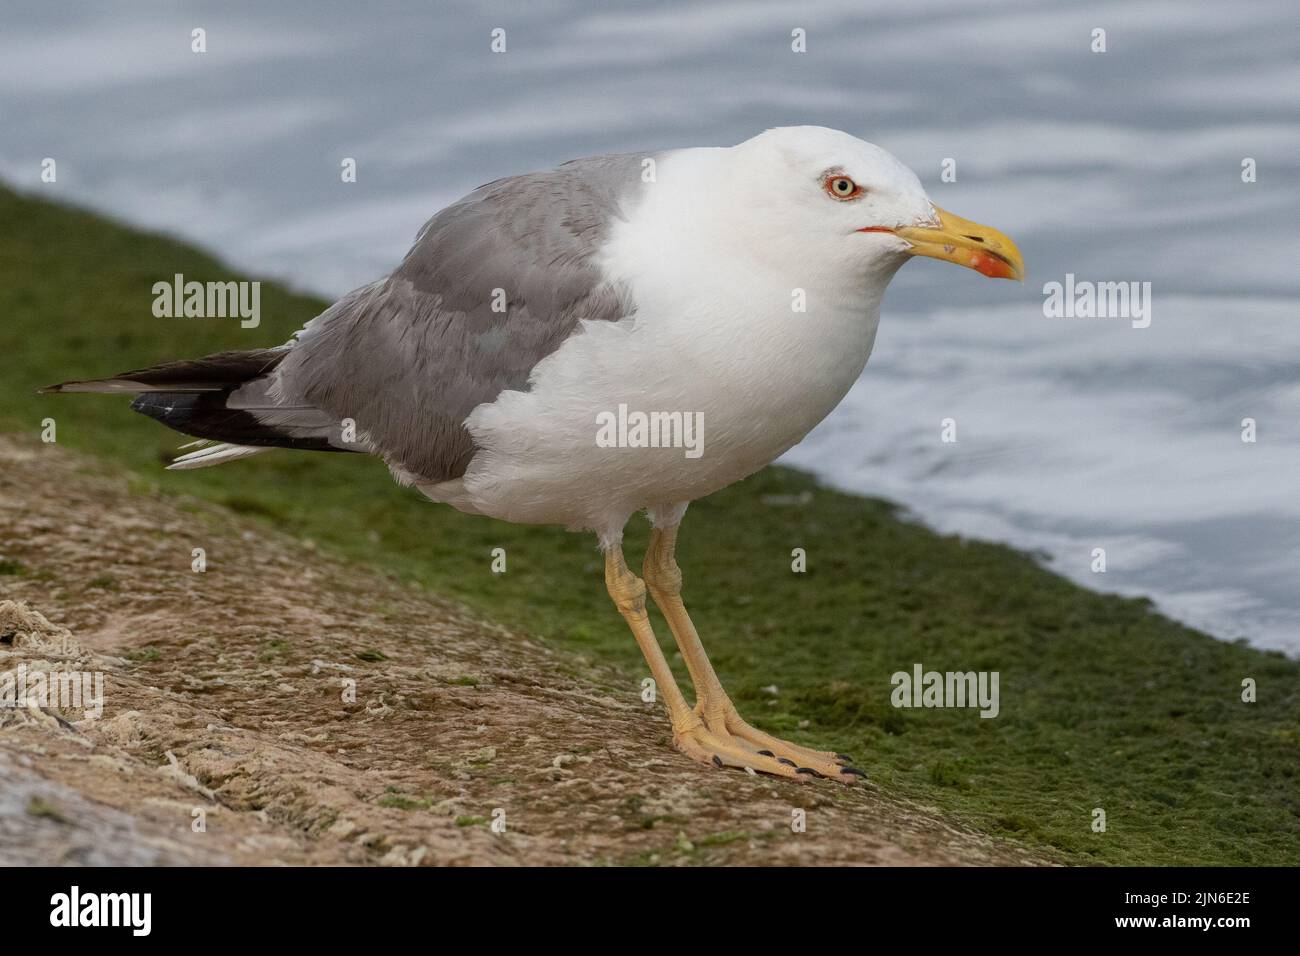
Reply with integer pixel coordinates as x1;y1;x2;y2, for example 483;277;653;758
824;175;863;200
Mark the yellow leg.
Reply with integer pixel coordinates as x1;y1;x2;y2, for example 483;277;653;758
642;526;864;782
604;544;803;779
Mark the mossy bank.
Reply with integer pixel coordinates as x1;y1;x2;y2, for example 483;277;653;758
2;184;1296;866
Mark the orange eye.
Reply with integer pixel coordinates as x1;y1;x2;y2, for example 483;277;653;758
825;175;862;200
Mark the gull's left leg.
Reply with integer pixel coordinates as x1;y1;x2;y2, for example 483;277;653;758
642;511;864;782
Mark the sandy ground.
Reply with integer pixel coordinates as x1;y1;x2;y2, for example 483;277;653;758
0;435;1049;866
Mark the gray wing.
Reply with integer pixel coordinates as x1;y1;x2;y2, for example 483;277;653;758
273;152;649;483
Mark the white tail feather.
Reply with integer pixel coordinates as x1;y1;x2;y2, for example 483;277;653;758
167;441;270;470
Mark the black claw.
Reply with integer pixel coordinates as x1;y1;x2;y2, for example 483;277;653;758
836;753;853;763
796;767;825;778
757;750;775;757
777;757;798;767
840;767;868;778
712;755;724;768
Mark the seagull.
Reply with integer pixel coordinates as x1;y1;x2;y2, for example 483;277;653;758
45;126;1023;783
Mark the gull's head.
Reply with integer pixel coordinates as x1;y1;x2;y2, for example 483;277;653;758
726;126;1023;285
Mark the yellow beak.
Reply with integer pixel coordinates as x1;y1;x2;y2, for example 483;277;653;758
892;205;1024;281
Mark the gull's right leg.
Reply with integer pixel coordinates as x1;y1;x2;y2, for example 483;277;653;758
641;521;863;783
603;542;801;779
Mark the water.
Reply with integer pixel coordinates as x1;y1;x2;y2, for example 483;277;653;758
3;0;1296;652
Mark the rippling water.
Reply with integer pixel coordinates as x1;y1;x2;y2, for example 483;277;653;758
3;0;1296;651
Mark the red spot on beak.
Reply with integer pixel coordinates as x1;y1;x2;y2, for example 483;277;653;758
968;248;1017;279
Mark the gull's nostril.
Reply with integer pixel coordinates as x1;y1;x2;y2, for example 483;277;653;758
965;235;985;243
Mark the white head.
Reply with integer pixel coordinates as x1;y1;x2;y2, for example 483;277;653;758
722;126;1023;288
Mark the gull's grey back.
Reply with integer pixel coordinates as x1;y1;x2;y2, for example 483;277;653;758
274;152;650;483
